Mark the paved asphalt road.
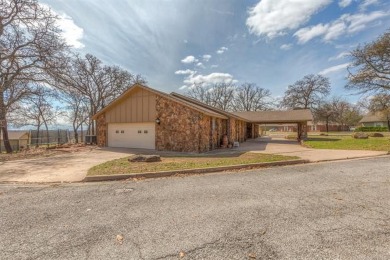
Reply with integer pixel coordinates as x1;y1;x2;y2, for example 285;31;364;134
1;157;389;260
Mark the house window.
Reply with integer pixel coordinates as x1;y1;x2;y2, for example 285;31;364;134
121;130;124;134
138;130;142;134
115;130;119;134
144;130;148;134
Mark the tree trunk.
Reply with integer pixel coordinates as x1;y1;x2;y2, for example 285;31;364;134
81;123;84;143
36;125;40;148
0;91;12;153
44;121;50;147
74;126;79;143
387;116;390;132
326;118;329;133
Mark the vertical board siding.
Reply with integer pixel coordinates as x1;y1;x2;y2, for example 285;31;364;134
105;88;156;123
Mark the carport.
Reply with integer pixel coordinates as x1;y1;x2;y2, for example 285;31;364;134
232;109;313;141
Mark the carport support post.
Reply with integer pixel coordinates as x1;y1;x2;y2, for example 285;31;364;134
297;123;302;142
297;122;308;143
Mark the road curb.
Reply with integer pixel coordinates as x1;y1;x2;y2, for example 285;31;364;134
83;159;309;182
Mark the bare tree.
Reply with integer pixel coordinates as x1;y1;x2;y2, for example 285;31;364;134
314;97;363;132
12;85;62;146
234;83;271;111
346;29;390;94
50;54;146;135
281;74;331;109
185;83;212;105
368;94;390;129
314;102;335;133
56;87;89;143
185;82;236;110
0;0;67;153
209;82;235;111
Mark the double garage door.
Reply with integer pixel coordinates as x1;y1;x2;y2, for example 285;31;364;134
107;123;155;149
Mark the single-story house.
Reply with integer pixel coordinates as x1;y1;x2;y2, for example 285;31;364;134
0;130;30;152
92;84;313;153
359;112;389;127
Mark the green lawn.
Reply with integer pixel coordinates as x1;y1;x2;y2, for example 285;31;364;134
87;152;299;176
304;135;390;151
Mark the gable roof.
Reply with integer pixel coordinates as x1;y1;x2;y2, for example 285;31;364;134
0;130;29;140
359;112;387;123
170;92;247;121
92;84;228;120
232;109;313;123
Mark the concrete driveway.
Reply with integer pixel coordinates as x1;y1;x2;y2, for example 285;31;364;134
236;137;388;162
0;147;137;183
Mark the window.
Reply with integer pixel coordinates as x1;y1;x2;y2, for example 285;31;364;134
121;130;124;134
144;130;148;134
115;130;119;134
138;130;142;134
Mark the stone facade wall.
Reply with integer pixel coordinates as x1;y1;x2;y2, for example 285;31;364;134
227;119;247;144
211;118;228;149
96;113;107;146
156;96;211;153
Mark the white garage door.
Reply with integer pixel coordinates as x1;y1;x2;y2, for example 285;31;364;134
108;123;155;149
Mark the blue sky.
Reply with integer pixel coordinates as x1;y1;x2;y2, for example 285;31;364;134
43;0;390;102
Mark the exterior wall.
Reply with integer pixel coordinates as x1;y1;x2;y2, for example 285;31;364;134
228;119;247;144
155;96;211;153
96;113;107;146
254;124;260;138
105;88;156;123
361;122;386;127
246;123;260;139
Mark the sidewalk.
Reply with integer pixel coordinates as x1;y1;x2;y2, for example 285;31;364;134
234;137;388;162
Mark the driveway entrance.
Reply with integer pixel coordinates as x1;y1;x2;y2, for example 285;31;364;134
237;137;387;162
0;147;137;183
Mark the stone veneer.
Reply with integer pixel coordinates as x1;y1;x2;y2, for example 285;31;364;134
96;113;107;146
155;96;212;153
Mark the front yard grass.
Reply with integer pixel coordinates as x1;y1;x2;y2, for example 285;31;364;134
304;135;390;151
87;152;299;176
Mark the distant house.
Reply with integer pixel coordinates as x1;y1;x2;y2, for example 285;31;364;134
0;130;30;152
359;112;389;127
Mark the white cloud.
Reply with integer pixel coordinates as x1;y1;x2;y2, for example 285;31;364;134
210;65;219;68
56;14;85;48
174;69;196;75
181;55;198;64
294;11;389;43
360;0;380;11
216;47;228;54
319;62;350;75
179;85;188;90
280;44;293;50
246;0;332;39
202;54;212;62
184;72;237;88
339;0;353;8
328;51;350;61
196;62;205;68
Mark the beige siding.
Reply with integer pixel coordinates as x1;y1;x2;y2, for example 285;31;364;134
105;88;156;123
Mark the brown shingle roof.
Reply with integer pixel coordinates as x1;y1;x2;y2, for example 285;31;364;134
232;109;313;123
359;112;387;123
92;84;227;120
